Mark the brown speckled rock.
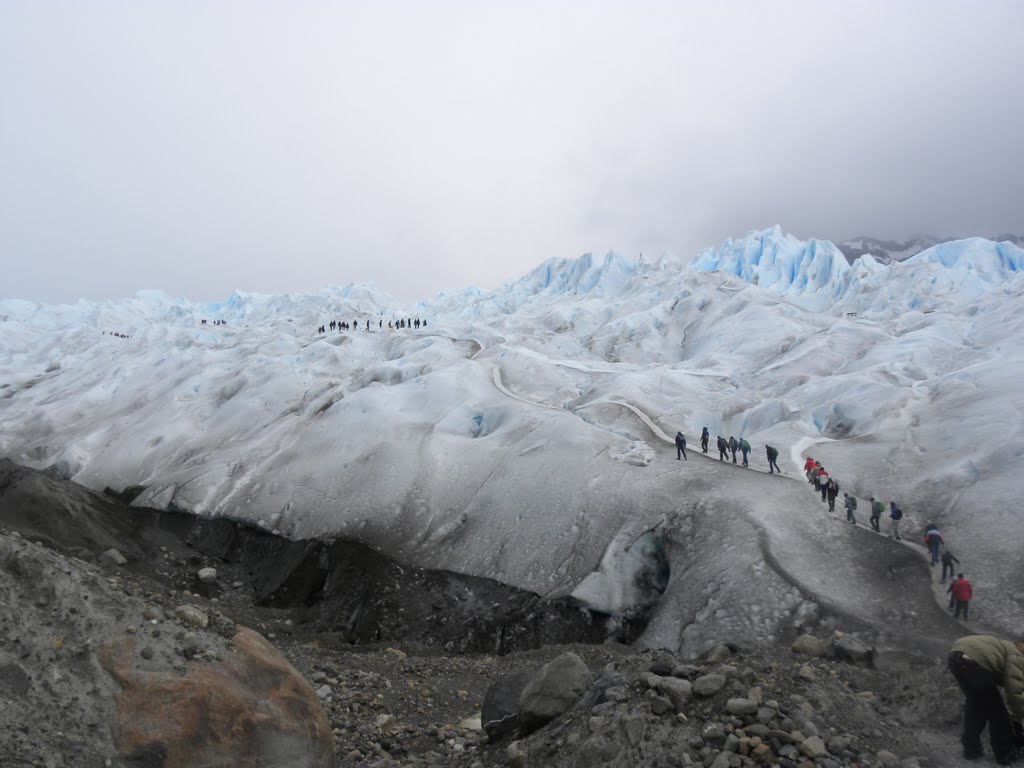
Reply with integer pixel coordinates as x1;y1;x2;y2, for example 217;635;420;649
98;625;333;768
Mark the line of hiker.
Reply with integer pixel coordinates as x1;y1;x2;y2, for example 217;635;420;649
101;331;133;339
317;317;428;334
675;429;779;474
199;319;228;326
928;524;974;621
803;455;974;621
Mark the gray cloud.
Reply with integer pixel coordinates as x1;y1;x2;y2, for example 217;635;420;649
1;1;1022;305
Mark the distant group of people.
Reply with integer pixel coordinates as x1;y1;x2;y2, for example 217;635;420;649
797;457;1016;766
199;319;227;326
673;428;780;474
317;317;427;334
671;430;1015;765
390;318;425;329
102;331;132;339
803;456;974;620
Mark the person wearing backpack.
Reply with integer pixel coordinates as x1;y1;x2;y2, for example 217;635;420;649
924;524;945;565
819;473;835;507
728;436;738;463
700;427;710;454
675;432;687;461
819;479;835;514
717;436;729;461
815;466;831;501
765;444;781;474
889;501;904;541
739;438;751;467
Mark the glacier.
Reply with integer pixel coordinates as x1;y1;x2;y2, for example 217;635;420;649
2;226;1023;656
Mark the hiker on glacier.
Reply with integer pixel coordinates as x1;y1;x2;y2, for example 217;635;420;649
924;524;945;565
810;462;822;492
948;634;1024;763
701;427;710;453
889;502;904;541
739;437;751;467
817;466;830;501
717;436;729;461
826;477;840;512
869;497;884;532
843;492;858;524
952;574;973;620
803;456;816;482
765;444;781;474
941;548;961;583
948;573;963;609
728;436;738;463
675;432;687;460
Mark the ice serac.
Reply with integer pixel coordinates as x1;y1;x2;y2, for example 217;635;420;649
500;251;637;310
904;237;1024;298
690;226;855;311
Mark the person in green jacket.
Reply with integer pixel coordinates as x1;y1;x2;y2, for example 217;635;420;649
868;497;884;533
949;635;1024;762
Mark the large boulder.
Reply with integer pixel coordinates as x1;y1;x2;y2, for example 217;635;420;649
517;652;594;732
654;676;693;710
482;669;533;741
693;673;727;697
829;632;875;666
790;634;828;657
98;625;334;767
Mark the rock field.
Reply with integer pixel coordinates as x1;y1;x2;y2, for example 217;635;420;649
0;460;977;767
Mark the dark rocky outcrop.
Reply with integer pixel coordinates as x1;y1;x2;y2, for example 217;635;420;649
0;459;639;654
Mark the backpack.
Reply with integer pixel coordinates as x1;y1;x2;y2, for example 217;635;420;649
741;439;750;452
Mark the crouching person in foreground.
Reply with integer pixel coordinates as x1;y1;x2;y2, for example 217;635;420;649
949;635;1024;763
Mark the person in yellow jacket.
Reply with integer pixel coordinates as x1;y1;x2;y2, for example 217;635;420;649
949;635;1024;763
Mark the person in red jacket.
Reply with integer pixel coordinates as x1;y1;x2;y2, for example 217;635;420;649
803;456;816;482
952;573;973;620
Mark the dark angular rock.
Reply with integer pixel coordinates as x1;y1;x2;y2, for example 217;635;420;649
829;633;875;666
0;662;31;696
482;669;534;741
650;696;673;716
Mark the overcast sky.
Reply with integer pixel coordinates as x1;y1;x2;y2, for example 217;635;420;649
1;1;1022;305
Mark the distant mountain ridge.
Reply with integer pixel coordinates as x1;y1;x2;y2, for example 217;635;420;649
836;234;1024;265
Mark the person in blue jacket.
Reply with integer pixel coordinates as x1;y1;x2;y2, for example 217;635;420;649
889;502;904;541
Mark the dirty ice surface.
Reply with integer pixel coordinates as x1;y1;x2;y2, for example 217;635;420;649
2;227;1023;656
